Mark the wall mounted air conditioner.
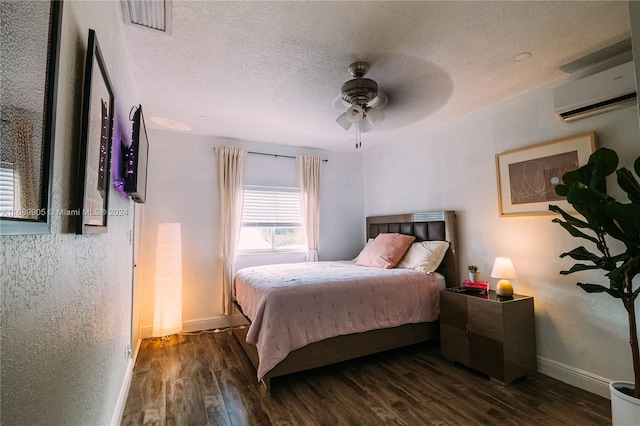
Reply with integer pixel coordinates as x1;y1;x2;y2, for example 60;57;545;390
553;61;637;122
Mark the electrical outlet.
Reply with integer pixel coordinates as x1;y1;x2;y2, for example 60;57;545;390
125;344;132;360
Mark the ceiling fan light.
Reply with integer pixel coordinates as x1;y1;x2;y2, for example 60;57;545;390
346;105;364;123
360;119;373;133
335;62;388;148
336;112;352;130
366;107;384;127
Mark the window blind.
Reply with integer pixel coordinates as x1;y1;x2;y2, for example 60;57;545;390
0;166;15;212
242;186;301;227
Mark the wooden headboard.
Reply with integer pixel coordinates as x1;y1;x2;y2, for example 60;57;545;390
366;211;459;287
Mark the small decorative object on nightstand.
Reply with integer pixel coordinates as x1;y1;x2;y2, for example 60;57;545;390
467;265;481;282
491;257;517;297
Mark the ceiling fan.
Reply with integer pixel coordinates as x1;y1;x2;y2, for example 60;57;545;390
335;62;388;148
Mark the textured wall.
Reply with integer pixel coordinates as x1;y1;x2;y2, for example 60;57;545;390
1;2;137;425
364;61;640;392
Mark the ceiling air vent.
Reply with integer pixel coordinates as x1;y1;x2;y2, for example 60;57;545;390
121;0;171;34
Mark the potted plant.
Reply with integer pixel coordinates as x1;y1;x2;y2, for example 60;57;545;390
549;147;640;425
468;265;480;282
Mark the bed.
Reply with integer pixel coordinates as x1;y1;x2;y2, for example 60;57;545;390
232;210;458;392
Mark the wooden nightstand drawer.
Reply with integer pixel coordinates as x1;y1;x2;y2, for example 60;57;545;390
440;323;470;365
439;289;536;384
470;334;505;381
440;290;468;329
468;297;504;341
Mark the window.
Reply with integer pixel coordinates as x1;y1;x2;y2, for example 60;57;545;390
238;186;306;253
0;164;15;216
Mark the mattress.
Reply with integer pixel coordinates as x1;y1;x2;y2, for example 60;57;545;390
233;261;441;380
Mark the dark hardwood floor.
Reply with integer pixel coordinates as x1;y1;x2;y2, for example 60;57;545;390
121;330;611;426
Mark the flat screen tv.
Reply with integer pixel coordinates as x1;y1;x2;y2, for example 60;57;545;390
124;105;149;203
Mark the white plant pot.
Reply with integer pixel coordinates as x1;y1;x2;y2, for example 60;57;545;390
468;272;480;282
610;381;640;426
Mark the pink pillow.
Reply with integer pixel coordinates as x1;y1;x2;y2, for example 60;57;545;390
356;233;416;269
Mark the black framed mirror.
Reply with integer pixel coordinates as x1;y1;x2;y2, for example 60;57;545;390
0;0;63;235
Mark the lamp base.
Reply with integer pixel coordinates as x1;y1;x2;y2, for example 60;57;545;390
496;279;514;297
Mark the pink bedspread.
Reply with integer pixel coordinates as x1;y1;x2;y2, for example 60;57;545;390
233;261;440;380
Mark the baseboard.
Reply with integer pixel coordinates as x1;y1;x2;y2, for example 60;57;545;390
537;355;611;399
131;336;142;364
110;352;136;425
141;314;248;339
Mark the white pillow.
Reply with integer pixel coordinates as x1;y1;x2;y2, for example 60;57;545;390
353;238;375;261
396;240;450;273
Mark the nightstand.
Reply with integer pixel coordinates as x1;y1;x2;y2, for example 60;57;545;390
440;289;537;384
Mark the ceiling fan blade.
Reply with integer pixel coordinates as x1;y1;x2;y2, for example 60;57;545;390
369;91;388;109
336;112;352;130
332;94;349;111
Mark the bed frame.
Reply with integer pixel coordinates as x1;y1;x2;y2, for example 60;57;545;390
232;210;458;392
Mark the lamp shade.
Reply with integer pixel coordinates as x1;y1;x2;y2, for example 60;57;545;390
365;107;384;127
336;112;352;130
346;105;364;123
359;118;373;133
491;257;517;278
152;222;183;337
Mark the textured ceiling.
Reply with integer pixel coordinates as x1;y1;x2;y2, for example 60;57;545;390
120;1;632;153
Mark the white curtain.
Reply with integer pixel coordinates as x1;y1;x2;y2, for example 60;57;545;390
215;146;247;315
296;156;322;262
10;119;38;218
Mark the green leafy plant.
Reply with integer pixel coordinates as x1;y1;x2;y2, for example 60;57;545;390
550;147;640;398
468;265;478;272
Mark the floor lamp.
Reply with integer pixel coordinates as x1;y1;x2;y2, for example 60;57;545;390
152;222;183;338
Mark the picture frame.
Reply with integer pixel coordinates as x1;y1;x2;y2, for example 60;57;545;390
495;132;596;217
77;29;114;234
0;0;62;235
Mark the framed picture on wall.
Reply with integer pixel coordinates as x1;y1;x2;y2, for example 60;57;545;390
495;132;597;217
77;29;114;234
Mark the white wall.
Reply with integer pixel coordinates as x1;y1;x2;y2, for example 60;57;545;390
1;2;137;425
364;67;640;396
139;131;364;335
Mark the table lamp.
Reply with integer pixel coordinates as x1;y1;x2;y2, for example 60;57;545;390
491;257;517;297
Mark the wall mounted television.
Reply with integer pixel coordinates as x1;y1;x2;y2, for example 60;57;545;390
123;105;149;203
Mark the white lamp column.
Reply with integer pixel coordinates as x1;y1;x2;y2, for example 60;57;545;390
152;223;183;337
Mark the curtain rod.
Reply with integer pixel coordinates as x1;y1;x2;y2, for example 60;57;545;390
248;151;328;162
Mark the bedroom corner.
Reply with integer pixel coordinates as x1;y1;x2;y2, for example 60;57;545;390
137;131;365;338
